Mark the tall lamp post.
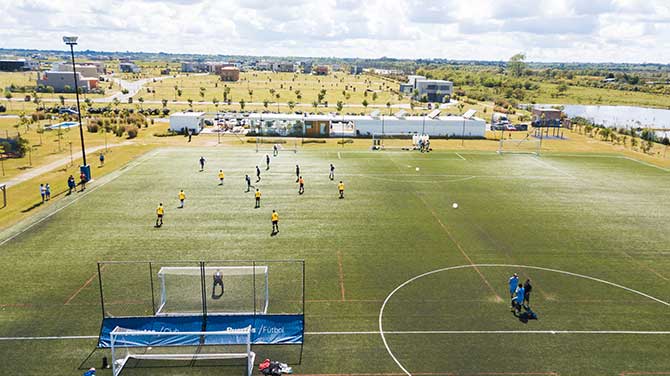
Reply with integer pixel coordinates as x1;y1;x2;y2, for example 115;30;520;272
63;36;90;181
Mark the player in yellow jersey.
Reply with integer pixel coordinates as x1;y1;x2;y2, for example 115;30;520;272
178;190;186;208
255;189;261;208
155;203;164;227
271;210;279;234
218;170;225;185
338;181;344;199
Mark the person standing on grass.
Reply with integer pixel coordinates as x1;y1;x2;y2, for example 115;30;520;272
45;183;51;201
245;174;252;192
67;175;76;195
298;176;305;195
513;283;525;314
40;184;46;203
212;269;224;299
199;156;206;171
218;170;225;185
271;210;279;234
178;190;186;208
254;189;261;208
295;164;300;183
99;153;105;167
80;172;88;191
329;163;335;180
256;165;261;182
266;154;270;170
273;144;278;157
338;181;345;199
523;278;533;308
508;273;519;310
155;203;164;227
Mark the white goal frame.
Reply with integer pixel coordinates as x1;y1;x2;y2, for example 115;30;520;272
110;326;255;376
371;132;418;151
156;266;269;316
497;137;541;156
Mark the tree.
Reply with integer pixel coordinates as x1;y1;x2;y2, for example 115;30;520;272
507;53;527;77
248;89;253;101
239;98;246;111
372;92;378;101
336;100;344;113
177;89;182;97
58;95;65;106
362;99;369;108
288;101;296;112
263;100;270;110
312;100;319;109
187;98;193;108
386;101;391;114
161;99;168;108
138;97;144;109
112;98;120;109
557;82;569;95
212;98;219;111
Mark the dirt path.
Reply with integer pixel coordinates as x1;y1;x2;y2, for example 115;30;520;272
1;142;131;188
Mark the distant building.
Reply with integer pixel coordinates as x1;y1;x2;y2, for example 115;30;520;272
51;62;100;78
531;108;563;127
298;61;312;74
350;65;364;75
170;112;205;134
119;62;141;73
181;62;206;73
314;65;329;75
400;75;453;103
255;61;273;71
219;66;240;82
0;59;38;72
213;63;237;75
273;62;296;73
37;71;98;93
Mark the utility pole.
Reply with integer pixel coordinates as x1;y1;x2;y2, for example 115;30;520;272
63;35;90;180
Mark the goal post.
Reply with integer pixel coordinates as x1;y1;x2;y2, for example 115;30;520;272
156;266;269;316
497;137;541;156
110;326;255;376
371;132;420;151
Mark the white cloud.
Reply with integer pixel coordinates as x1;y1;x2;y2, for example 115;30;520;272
0;0;669;63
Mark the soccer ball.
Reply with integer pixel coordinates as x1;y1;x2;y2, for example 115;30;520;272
415;167;420;171
452;203;458;209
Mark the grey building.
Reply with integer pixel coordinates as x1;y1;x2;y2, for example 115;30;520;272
400;75;453;103
37;71;98;93
119;62;141;73
273;62;296;72
0;59;38;72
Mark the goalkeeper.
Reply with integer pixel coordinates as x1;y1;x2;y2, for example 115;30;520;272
212;270;224;299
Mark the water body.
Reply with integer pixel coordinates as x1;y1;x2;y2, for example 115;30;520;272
537;104;670;139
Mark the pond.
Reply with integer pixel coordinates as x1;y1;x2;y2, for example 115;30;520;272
536;104;670;139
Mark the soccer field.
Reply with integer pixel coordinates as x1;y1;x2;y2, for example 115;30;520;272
1;147;670;376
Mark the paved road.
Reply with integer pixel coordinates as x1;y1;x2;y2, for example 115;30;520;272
1;142;130;188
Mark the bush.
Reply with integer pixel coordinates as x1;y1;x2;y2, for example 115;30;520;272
114;126;125;137
336;139;354;145
126;126;139;139
302;139;327;144
86;123;99;133
153;130;179;137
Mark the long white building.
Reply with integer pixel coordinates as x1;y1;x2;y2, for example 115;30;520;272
226;111;485;138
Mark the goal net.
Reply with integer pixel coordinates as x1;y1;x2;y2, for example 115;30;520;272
156;266;269;316
371;133;417;151
497;138;541;156
110;326;255;376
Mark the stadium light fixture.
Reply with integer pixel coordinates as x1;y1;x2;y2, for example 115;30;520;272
63;35;90;180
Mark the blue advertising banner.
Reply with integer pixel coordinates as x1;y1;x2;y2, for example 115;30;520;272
98;314;304;348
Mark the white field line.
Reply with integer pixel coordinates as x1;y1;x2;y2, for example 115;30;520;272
3;330;670;342
454;152;466;161
0;150;159;248
619;156;670;173
378;263;670;376
528;156;576;178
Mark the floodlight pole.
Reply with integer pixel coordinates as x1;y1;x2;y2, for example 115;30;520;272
64;36;90;179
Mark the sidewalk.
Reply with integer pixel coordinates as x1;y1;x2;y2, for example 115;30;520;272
1;141;131;188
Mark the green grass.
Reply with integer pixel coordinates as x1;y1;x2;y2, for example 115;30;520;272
0;147;669;375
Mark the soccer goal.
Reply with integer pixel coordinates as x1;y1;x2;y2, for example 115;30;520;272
156;266;269;316
110;326;255;376
371;133;416;151
497;137;541;156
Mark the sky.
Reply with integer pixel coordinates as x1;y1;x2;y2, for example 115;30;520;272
1;0;669;63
